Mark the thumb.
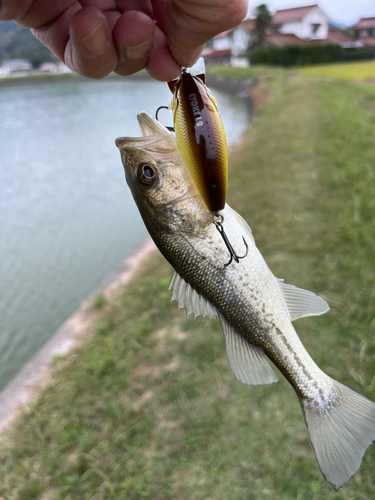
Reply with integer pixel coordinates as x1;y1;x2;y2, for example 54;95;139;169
162;0;248;68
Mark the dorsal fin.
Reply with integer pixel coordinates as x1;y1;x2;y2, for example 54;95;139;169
276;279;329;321
167;78;180;94
194;73;206;84
228;206;256;246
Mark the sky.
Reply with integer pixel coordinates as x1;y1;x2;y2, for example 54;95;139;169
246;0;375;26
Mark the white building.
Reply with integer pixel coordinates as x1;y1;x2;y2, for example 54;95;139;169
203;3;353;64
203;20;255;65
0;59;33;77
271;4;330;41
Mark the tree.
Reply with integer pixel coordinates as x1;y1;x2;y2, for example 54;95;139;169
254;4;272;49
0;21;56;67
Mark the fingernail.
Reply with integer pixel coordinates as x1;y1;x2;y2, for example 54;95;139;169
82;20;108;56
126;39;152;61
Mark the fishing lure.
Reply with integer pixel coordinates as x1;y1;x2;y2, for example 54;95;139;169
167;59;228;213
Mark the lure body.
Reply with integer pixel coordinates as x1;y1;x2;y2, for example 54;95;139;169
168;71;228;213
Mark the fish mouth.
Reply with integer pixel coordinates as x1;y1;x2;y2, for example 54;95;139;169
137;112;171;137
115;112;175;152
116;112;178;182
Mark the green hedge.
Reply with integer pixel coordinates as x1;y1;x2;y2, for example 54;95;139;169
252;44;375;66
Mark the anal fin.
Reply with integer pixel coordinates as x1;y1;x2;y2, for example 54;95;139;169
169;271;278;386
220;315;278;386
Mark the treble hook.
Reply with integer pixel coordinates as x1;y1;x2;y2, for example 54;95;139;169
155;106;175;132
213;213;249;267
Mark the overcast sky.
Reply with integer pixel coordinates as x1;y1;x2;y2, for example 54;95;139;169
247;0;375;26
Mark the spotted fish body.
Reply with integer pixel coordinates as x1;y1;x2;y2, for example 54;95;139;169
168;69;228;213
116;113;375;491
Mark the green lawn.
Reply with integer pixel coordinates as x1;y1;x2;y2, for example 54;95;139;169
1;71;375;499
295;60;375;80
206;65;286;80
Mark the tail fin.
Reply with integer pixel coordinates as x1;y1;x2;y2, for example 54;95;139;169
302;381;375;490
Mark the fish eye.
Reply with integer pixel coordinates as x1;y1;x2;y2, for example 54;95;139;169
137;163;157;186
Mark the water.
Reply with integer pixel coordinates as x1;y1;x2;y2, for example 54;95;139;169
0;77;248;392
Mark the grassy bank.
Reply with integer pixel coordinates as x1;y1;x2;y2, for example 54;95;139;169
206;65;286;80
1;70;375;499
295;60;375;80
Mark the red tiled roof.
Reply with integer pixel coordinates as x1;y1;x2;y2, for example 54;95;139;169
352;17;375;30
325;27;353;44
239;19;255;32
272;4;318;24
265;28;351;47
266;33;309;47
359;36;375;47
201;48;231;58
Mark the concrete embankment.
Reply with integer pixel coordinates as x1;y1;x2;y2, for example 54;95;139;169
0;237;156;432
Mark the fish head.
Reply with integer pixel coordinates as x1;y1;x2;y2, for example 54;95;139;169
116;112;209;234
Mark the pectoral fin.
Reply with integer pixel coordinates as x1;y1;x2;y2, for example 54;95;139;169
276;279;329;321
169;271;218;319
220;315;278;385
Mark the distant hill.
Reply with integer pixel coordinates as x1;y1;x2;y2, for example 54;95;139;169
330;21;353;33
0;21;57;67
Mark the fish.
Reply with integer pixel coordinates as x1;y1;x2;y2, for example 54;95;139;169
115;112;375;490
167;59;228;213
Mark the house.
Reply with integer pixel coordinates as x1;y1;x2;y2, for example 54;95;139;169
270;4;329;41
38;62;58;74
267;4;353;47
202;30;233;65
202;27;254;65
0;59;33;77
203;3;355;63
351;17;375;47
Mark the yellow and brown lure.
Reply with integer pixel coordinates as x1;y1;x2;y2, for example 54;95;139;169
167;67;228;213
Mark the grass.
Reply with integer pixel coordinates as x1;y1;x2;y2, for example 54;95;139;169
93;293;107;310
206;64;286;80
1;70;375;499
295;60;375;80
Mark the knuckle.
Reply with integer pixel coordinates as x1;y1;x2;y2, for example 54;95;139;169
216;1;248;31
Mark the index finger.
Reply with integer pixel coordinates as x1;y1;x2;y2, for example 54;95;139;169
0;0;120;78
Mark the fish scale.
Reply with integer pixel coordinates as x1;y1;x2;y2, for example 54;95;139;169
160;218;332;401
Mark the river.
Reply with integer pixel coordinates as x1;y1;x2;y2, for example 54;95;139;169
0;76;248;392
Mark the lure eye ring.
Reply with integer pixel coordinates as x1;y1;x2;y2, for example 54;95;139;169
137;163;157;186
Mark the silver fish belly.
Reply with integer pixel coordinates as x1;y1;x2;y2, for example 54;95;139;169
116;112;375;491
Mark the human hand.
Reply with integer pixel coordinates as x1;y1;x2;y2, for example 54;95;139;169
0;0;248;81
